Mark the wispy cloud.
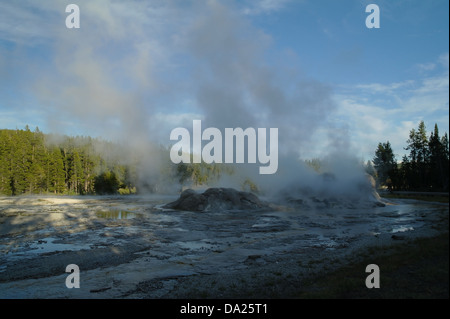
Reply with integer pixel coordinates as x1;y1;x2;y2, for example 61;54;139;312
1;0;338;161
354;80;415;94
0;1;60;46
1;0;447;166
438;52;449;70
416;62;436;72
333;52;449;160
241;0;294;15
416;52;449;73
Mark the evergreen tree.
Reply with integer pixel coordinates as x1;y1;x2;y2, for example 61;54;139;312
0;130;12;195
439;132;449;190
48;147;66;194
94;171;120;194
12;129;30;194
428;124;444;190
399;155;411;190
371;121;450;191
68;151;83;194
0;128;141;195
373;141;397;189
405;121;429;189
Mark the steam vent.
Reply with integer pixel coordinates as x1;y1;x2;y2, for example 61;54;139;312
163;188;271;212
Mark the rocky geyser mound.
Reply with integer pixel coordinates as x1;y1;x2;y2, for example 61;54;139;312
163;188;270;212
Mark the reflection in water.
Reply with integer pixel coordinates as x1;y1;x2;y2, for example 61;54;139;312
95;210;139;220
391;226;414;233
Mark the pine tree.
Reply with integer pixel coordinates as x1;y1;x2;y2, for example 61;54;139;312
399;155;411;190
440;132;449;190
0;130;12;195
0;127;143;196
68;150;83;194
48;147;66;194
405;121;429;190
373;141;396;189
428;124;444;190
12;129;30;194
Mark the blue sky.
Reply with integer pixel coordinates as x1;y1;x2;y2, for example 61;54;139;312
0;0;448;163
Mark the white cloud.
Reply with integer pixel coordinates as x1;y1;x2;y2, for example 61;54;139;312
439;52;449;70
354;80;415;94
0;1;66;46
415;52;448;74
241;0;293;15
332;53;449;161
1;1;447;168
399;74;449;113
349;55;449;115
416;62;436;72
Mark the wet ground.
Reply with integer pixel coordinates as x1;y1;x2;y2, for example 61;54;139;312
0;195;447;298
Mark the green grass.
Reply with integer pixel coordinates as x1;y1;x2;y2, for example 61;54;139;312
381;193;448;203
295;232;449;299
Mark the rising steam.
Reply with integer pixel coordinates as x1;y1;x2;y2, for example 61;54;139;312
23;0;373;202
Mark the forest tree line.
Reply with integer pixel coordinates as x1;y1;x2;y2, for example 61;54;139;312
2;121;448;196
0;126;141;195
0;126;234;196
371;121;449;192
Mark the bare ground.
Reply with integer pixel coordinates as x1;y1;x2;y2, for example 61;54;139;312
0;195;447;299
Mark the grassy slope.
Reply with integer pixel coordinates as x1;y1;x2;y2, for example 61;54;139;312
381;193;449;204
295;232;449;298
294;193;449;298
